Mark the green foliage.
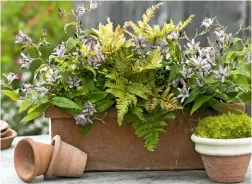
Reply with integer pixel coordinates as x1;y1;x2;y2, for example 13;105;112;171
194;113;251;139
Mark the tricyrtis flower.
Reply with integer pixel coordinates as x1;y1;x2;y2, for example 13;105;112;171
3;72;18;85
177;87;190;103
88;52;105;69
83;37;99;51
45;68;61;83
180;66;193;78
67;76;81;88
74;102;97;126
133;34;147;51
167;32;179;40
201;17;215;28
17;53;33;69
15;30;32;45
198;47;216;64
186;39;200;51
35;87;48;97
90;0;99;10
52;42;66;58
214;65;229;83
191;57;212;77
76;3;87;17
20;83;33;95
214;28;232;44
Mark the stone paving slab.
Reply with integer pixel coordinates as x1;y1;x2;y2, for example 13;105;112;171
0;135;251;184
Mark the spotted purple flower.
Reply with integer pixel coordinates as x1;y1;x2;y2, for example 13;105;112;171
201;17;215;28
15;31;32;45
76;3;87;17
177;87;190;103
133;34;147;51
17;53;33;69
214;28;232;44
186;39;200;51
3;72;18;85
52;42;66;58
90;0;99;10
67;76;81;88
88;52;105;69
214;65;229;83
74;102;97;126
20;83;33;95
167;32;179;40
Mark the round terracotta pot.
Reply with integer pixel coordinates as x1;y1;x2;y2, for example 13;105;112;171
212;102;245;114
0;120;8;132
44;135;87;179
1;128;17;150
14;138;54;182
191;134;252;183
1;128;10;138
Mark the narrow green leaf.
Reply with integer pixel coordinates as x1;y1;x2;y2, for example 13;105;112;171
95;100;115;113
51;97;82;109
1;90;19;101
85;92;109;103
21;103;50;123
19;100;33;113
64;22;77;33
66;37;78;52
191;94;214;115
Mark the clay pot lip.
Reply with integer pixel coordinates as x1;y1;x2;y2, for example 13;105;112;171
1;128;11;137
0;120;8;132
44;135;62;179
191;134;252;145
191;134;252;156
1;128;17;140
14;138;41;182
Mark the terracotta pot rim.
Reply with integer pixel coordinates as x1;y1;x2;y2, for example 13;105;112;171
0;120;8;132
14;138;41;182
44;135;62;179
1;128;17;140
191;134;252;156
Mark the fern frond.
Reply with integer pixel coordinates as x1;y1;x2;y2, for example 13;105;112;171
128;83;152;99
142;3;164;23
133;117;167;151
176;14;195;31
131;107;146;122
133;49;163;72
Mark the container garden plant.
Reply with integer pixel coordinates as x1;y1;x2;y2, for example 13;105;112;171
191;112;252;183
2;2;251;170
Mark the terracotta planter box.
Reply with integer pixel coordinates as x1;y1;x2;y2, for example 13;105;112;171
46;107;217;171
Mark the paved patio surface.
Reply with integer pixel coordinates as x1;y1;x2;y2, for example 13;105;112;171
1;135;251;184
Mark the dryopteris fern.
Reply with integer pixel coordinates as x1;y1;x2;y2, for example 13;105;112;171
145;87;182;112
105;73;152;125
133;49;163;72
131;107;168;151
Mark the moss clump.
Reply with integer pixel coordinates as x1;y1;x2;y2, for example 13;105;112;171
195;112;251;139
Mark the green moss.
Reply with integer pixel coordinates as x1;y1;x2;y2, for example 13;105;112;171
194;112;252;139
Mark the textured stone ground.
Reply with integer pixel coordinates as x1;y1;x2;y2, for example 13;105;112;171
1;135;251;184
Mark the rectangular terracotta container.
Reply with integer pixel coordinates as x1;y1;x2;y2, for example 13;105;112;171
45;107;217;171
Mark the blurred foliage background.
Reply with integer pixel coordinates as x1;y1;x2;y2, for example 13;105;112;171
1;1;72;135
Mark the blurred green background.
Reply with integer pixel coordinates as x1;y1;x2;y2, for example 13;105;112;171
1;1;72;135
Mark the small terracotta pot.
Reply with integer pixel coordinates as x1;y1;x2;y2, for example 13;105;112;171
14;138;54;182
212;102;245;114
44;135;87;179
1;128;10;138
0;120;8;132
191;134;252;183
1;129;17;150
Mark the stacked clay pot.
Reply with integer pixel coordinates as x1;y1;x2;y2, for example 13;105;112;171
0;120;17;150
14;135;87;182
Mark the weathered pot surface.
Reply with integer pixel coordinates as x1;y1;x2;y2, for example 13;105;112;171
1;128;17;150
1;128;10;138
14;138;54;182
44;135;87;179
46;107;221;171
191;134;252;183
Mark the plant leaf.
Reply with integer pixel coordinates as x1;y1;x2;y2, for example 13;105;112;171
66;37;78;52
191;94;214;115
85;91;109;103
64;22;77;33
95;100;115;113
1;90;19;101
19;100;33;113
165;112;176;119
51;97;82;109
21;103;50;123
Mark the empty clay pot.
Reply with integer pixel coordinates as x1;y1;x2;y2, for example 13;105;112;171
1;128;10;138
1;129;17;150
44;135;87;179
0;120;8;132
14;138;54;182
